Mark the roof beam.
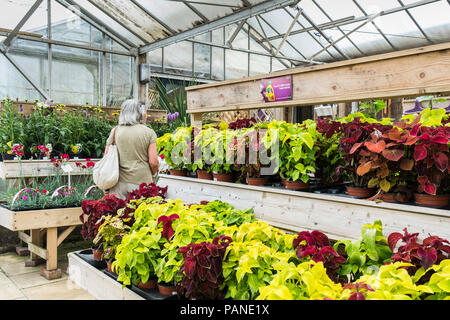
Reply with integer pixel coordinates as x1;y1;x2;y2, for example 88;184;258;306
308;12;381;61
55;0;136;50
275;7;302;56
397;0;433;44
226;19;247;48
165;0;242;9
299;9;349;59
129;0;176;35
2;0;44;49
139;0;298;54
266;0;441;41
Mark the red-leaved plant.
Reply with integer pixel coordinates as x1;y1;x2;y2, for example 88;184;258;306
293;230;346;283
177;235;233;299
80;194;127;248
410;124;450;195
157;214;180;241
388;228;450;282
125;183;168;203
343;282;374;300
228;117;257;130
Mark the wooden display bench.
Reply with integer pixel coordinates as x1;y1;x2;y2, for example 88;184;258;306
158;175;450;242
0;158;99;180
0;205;82;279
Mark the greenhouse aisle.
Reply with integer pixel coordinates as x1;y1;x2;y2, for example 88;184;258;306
0;246;95;300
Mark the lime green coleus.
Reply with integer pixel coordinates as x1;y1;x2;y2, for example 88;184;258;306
271;119;319;183
157;126;193;171
257;261;351;300
112;222;162;286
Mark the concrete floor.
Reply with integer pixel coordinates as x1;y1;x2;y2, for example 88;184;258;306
0;240;96;300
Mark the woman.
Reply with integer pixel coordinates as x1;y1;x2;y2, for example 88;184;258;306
104;99;159;199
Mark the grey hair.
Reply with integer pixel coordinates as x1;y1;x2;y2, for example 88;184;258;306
118;99;147;125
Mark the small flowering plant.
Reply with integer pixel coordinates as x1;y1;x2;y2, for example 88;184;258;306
37;145;51;159
11;144;24;158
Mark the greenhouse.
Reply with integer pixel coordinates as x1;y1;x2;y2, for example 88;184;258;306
0;0;449;305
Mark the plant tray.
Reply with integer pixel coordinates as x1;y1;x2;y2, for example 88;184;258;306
74;249;107;270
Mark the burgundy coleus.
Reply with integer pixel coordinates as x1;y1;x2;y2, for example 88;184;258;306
293;230;345;282
157;213;180;241
388;228;450;272
177;235;232;299
343;282;374;300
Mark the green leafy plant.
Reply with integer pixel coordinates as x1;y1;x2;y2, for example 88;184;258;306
356;100;386;119
333;220;392;281
93;214;131;262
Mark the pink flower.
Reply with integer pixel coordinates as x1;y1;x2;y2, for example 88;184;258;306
22;195;29;200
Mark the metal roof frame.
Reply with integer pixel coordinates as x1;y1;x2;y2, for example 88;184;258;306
2;0;450;95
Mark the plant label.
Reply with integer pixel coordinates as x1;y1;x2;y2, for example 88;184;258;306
61;164;73;173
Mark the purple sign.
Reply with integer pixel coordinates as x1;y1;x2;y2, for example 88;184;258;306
260;75;293;103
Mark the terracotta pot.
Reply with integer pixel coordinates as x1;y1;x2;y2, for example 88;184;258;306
213;173;234;182
169;169;188;176
197;170;213;180
380;193;396;203
247;177;269;186
138;279;157;290
157;283;177;296
107;261;116;274
92;249;104;261
346;186;376;198
414;193;450;208
281;179;310;190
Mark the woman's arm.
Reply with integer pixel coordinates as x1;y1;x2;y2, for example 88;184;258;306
148;142;159;177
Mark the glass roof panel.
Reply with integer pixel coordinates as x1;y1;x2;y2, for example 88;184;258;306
313;0;362;20
136;0;202;33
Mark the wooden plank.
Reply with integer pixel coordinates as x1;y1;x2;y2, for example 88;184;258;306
1;207;82;231
57;226;76;247
186;42;450;91
186;43;450;113
158;175;450;241
28;242;48;260
46;227;58;270
30;229;42;261
18;231;30;244
0;159;99;179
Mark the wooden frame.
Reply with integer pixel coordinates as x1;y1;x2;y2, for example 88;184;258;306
185;42;450;124
0;205;82;279
158;175;450;242
0;158;99;179
10;101;167;123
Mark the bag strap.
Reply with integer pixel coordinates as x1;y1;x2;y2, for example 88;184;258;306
111;126;119;146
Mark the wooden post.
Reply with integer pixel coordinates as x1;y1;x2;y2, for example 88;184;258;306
25;229;45;267
191;112;202;128
46;227;58;271
390;98;403;121
137;53;147;103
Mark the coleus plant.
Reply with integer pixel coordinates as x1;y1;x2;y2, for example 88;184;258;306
228;117;257;130
292;230;346;283
387;228;450;280
177;235;233;300
274;120;319;183
333;220;392;282
410;123;450;195
79;194;127;248
125;183;168;203
157;127;193;171
350;122;419;199
336;118;391;187
315;119;345;185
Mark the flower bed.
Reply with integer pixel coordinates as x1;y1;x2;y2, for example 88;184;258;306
78;193;450;300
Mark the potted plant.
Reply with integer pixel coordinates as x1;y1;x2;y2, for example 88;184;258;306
93;214;131;274
80;194;127;261
411;120;449;208
113;224;162;289
315;119;345;186
336;119;388;198
157;127;192;176
277;120;319;190
193;127;213;180
201;127;234;182
177;235;232;299
351;125;418;203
